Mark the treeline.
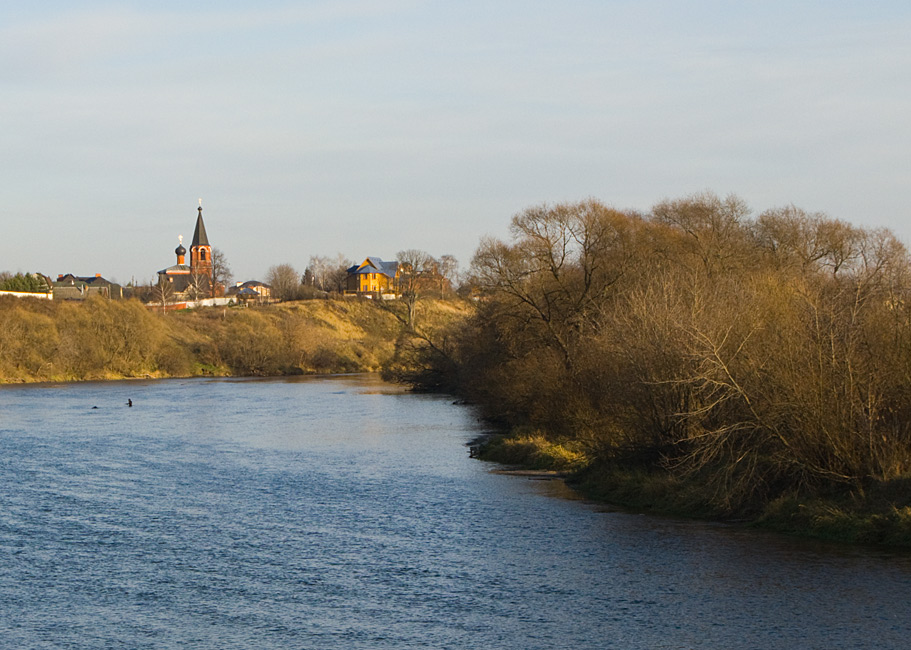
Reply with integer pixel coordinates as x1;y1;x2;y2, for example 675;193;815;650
424;193;911;532
0;272;51;293
0;295;466;382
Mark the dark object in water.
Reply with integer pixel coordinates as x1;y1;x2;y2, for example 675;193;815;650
127;399;133;407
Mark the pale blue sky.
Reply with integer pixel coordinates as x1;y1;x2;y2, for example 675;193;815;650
2;1;909;284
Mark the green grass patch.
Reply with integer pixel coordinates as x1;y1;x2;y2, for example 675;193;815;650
571;462;720;519
758;488;911;547
192;361;229;376
478;430;589;471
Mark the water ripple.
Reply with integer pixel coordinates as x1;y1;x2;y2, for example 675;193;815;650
1;376;910;649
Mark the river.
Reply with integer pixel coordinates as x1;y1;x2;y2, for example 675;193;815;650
1;375;909;649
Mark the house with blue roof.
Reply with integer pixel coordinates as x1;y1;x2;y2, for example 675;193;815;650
225;280;272;303
345;257;400;297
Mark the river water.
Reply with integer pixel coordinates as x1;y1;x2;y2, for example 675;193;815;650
0;375;909;649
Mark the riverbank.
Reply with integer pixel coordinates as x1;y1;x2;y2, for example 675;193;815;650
419;197;911;550
0;295;470;383
477;431;911;547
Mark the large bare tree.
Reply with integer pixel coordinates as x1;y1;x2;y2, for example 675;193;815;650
470;199;637;366
306;254;352;293
267;263;301;302
396;249;437;330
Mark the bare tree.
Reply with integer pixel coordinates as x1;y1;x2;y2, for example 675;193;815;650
328;257;353;293
470;200;637;366
306;256;333;292
307;253;352;293
652;191;750;275
211;247;233;296
152;276;174;313
752;205;828;271
396;249;437;330
266;263;301;301
437;254;459;298
187;269;209;302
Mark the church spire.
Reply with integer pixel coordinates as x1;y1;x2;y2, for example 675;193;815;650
192;200;209;248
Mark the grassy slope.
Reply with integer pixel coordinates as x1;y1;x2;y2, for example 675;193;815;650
0;295;471;382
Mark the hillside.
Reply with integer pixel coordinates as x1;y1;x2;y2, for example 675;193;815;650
0;295;471;383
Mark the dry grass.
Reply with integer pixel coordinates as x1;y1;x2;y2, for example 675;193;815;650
0;296;471;382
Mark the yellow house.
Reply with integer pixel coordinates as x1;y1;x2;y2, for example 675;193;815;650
345;257;400;296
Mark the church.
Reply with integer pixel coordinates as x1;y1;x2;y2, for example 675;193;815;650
158;203;216;298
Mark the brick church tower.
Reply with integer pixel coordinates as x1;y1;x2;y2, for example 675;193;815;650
190;202;212;280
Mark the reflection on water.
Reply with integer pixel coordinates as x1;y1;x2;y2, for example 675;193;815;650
1;375;909;649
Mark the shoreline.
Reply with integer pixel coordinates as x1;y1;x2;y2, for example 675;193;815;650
0;369;388;390
475;432;911;549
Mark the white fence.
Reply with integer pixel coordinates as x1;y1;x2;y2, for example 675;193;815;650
145;296;234;311
0;290;53;300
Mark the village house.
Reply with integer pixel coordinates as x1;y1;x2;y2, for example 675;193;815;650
345;257;400;297
53;273;123;300
226;280;272;303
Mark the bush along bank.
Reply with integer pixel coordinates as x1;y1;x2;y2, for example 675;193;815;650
475;428;911;547
429;194;911;547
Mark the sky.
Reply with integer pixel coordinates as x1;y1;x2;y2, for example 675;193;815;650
2;1;910;284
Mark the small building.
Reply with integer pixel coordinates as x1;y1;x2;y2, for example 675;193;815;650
226;280;272;303
345;257;400;297
53;273;123;300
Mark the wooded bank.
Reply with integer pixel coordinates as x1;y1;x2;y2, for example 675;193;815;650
414;193;911;545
